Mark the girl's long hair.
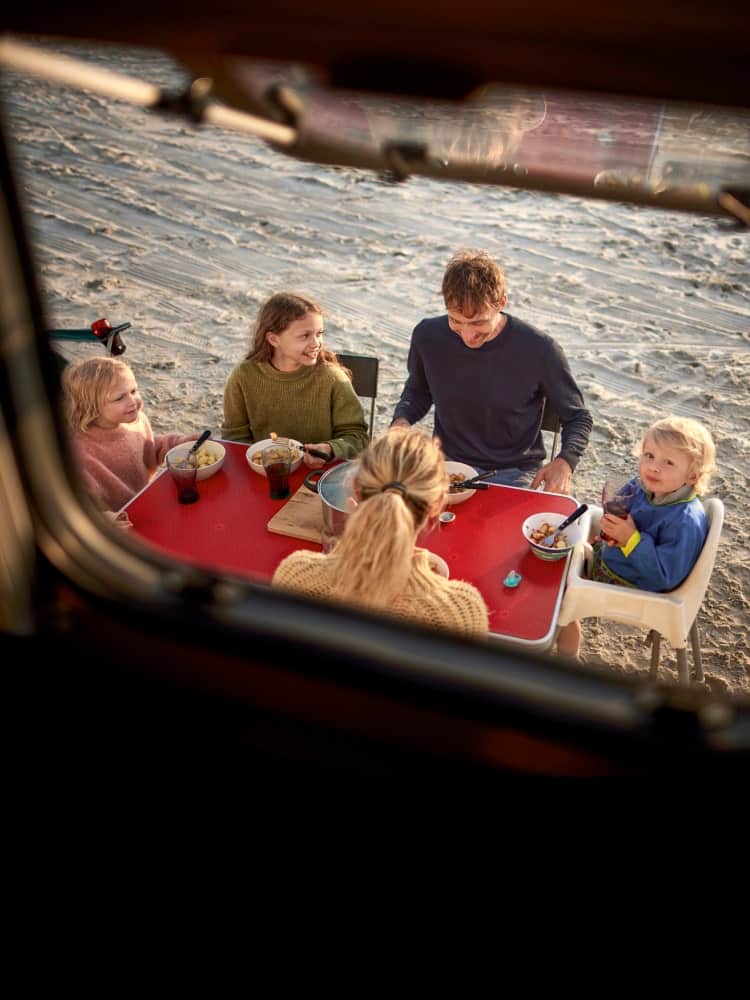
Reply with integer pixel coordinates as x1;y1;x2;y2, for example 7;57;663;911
329;426;449;607
246;292;342;369
62;356;134;432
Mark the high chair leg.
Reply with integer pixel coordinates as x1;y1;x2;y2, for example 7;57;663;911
690;622;704;683
647;630;661;679
676;648;689;685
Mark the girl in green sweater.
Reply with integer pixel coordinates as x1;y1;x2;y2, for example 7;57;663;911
222;292;369;468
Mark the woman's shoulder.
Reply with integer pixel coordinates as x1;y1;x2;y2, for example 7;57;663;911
273;549;330;585
411;554;488;625
447;580;490;631
428;576;489;633
446;576;488;605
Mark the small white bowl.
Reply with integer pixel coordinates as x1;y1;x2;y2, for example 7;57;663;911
165;440;225;480
246;438;304;477
444;461;479;505
521;511;585;562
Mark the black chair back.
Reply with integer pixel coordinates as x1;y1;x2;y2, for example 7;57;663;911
336;352;379;438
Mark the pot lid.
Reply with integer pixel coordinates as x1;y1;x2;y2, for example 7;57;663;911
317;461;357;512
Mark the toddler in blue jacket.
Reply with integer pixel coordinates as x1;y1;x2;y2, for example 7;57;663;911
557;415;716;659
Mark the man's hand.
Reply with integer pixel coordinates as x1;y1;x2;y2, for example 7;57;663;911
531;456;573;494
390;418;411;430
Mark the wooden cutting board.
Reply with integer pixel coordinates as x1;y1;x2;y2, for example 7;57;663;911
266;483;324;543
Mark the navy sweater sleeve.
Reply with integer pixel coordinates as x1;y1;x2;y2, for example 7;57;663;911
541;336;593;471
392;319;434;425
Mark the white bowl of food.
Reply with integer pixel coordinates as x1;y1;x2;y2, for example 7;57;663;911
521;511;585;562
246;438;304;477
444;461;479;505
165;439;226;480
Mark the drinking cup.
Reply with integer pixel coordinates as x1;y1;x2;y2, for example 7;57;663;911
601;476;636;540
262;444;292;500
166;454;200;504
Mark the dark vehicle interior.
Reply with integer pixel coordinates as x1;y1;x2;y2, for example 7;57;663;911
2;3;749;785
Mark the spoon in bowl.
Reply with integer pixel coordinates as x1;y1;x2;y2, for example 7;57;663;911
187;429;211;459
542;503;588;547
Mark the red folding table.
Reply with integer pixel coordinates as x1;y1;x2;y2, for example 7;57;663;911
124;441;580;652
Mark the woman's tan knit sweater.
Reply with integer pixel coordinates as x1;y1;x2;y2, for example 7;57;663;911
222;358;368;459
272;547;489;637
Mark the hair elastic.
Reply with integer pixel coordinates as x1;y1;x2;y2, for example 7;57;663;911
380;481;408;496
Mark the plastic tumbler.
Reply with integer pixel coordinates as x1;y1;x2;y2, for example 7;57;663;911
262;444;292;500
601;476;636;540
167;454;200;504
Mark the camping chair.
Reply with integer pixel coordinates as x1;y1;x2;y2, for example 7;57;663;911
556;497;725;685
541;397;560;459
336;352;379;438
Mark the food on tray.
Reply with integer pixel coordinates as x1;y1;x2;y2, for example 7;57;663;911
530;522;569;549
449;472;469;490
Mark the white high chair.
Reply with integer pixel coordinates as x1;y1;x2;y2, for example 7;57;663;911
556;498;724;685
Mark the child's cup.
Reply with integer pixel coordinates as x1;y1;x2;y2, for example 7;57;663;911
262;444;292;500
166;454;200;504
600;476;636;540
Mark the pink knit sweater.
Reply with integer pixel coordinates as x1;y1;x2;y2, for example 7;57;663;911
72;411;188;512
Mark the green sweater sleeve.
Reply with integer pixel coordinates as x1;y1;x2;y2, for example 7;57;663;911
221;367;252;442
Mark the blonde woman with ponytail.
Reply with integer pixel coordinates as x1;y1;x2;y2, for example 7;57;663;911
272;426;489;636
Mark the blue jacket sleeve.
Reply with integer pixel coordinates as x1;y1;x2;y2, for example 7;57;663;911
624;511;706;591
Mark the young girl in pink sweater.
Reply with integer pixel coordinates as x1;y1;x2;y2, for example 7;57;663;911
63;356;195;513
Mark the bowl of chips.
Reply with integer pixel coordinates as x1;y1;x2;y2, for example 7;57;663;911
521;511;585;562
165;440;225;480
246;438;304;477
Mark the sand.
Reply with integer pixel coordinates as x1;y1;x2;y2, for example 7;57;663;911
2;38;748;696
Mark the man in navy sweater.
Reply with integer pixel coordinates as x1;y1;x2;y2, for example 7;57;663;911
391;250;593;493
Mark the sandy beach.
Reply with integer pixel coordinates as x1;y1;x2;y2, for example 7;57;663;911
2;38;749;696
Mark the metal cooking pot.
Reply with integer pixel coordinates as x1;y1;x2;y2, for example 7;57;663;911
304;461;358;550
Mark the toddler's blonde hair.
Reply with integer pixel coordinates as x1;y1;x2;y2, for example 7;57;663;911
636;415;716;495
62;356;134;432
